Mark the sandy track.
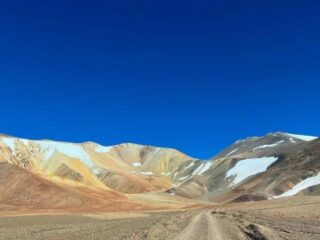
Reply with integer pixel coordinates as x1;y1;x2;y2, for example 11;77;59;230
173;211;243;240
1;197;320;240
173;212;208;240
0;211;254;240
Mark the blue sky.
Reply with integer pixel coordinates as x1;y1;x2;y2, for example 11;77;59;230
1;0;319;158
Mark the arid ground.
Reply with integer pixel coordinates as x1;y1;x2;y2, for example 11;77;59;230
0;196;319;240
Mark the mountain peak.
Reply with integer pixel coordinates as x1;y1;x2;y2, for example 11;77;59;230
211;131;318;159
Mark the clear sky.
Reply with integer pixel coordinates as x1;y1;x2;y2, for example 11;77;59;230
1;0;319;159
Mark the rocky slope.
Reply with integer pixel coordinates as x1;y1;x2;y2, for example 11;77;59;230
0;135;214;193
169;132;320;203
0;134;208;211
0;132;319;210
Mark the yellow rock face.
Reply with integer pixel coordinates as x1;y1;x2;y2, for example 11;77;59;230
0;135;200;194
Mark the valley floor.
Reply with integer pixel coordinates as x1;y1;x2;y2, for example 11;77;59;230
0;196;319;240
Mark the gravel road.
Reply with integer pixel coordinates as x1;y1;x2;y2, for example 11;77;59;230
1;198;320;240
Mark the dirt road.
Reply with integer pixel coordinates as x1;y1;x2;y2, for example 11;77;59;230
1;197;320;240
0;210;248;240
0;210;311;240
173;211;244;240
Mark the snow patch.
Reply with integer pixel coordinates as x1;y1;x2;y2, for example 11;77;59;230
226;157;278;185
200;162;212;174
192;162;212;175
179;175;189;181
253;141;285;151
95;145;112;153
92;168;100;174
173;171;179;178
161;172;171;176
225;148;238;157
286;133;317;141
185;162;195;169
192;163;204;175
20;139;29;146
131;162;142;167
36;141;94;167
276;172;320;198
1;137;15;152
141;171;153;176
289;137;296;143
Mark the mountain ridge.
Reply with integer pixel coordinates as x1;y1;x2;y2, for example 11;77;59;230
0;132;319;212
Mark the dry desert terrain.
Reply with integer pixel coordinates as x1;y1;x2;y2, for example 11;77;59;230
0;196;319;240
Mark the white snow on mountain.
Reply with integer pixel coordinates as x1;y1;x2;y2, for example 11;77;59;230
20;139;30;146
161;172;171;176
95;145;112;153
1;137;95;168
225;148;238;157
253;141;285;151
226;156;278;185
192;162;212;175
201;162;212;173
289;137;296;143
276;172;320;198
286;133;317;141
0;137;15;152
179;175;189;181
185;162;195;169
131;162;142;167
192;164;204;175
37;141;94;167
141;171;153;175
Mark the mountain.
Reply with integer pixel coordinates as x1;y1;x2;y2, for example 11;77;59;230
211;132;317;159
0;135;211;193
0;135;208;211
0;132;319;212
169;132;320;202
